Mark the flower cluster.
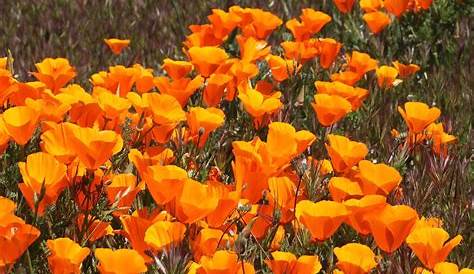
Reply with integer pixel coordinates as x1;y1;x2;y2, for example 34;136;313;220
0;2;469;274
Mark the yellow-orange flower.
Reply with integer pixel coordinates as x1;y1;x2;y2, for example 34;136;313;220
393;61;420;78
376;65;399;88
161;58;193;80
46;238;90;274
358;160;402;195
334;243;378;274
1;106;39;145
144;165;188;205
144;220;186;252
265;251;322;274
104;38;130;55
363;11;391;34
312;94;352;126
94;248;147;274
174;179;219;224
186;107;225;147
32;58;76;93
326;134;368;173
343;195;387;235
188;46;229;77
398;102;441;133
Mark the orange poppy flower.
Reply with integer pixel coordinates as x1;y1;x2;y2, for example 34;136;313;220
317;38;342;69
183;23;223;48
186;107;225;147
326;134;368;173
132;64;155;93
1;106;39;145
347;51;378;76
198;250;255;274
0;57;6;69
239;8;283;39
329;176;363;202
0;69;15;105
367;204;418;252
360;0;383;12
208;9;240;41
77;214;113;242
95;248;147;274
237;84;282;127
144;220;186;252
330;71;362;86
192;228;231;261
398;102;441;133
334;243;378;274
296;200;349;241
46;238;90;274
143;92;186;126
285;19;310;42
0;220;41;268
384;0;409;17
415;0;434;10
333;0;356;13
283;40;320;64
96;89;131;119
107;173;143;216
0;118;10;154
426;123;457;155
363;11;391;34
268;176;297;223
128;147;174;180
161;58;193;80
25;97;70;123
119;213;154;262
188;46;229;77
376;65;399;88
144;165;188;205
267;55;300;82
266;251;322;274
392;61;420;78
270;225;285;251
433;262;473;274
18;152;68;214
406;226;463;269
104;38;130;55
154;75;204;106
358;160;401;195
203;73;233;107
67;124;123;170
93;65;140;97
237;35;271;63
173;179;219;224
206;182;240;227
315;81;369;110
311;94;352;127
32;58;76;93
300;8;332;35
343;195;387;235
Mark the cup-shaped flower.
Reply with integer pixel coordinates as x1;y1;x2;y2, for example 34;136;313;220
18;152;68;215
267;55;300;82
144;220;186;252
332;0;356;13
398;102;441;133
325;134;368;173
295;200;349;241
334;243;378;274
367;204;419;253
187;107;225;148
329;177;363;202
104;38;130;55
406;226;463;269
312;94;352;127
46;238;90;274
266;251;322;274
376;65;399;88
358;160;402;195
392;61;420;78
317;38;341;69
2;106;39;145
106;173;143;216
144;165;188;205
32;58;76;93
363;11;391;34
95;248;147;274
343;195;387;235
188;46;229;77
174;179;219;224
161;58;193;80
384;0;409;17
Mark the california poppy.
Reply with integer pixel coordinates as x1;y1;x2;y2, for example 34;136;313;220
154;75;204;106
392;61;420;78
300;8;332;35
330;71;362;86
2;106;39;145
384;0;409;17
334;243;378;273
406;226;463;269
106;173;143;216
32;58;76;93
367;204;418;253
46;237;90;274
173;179;219;224
426;123;457;155
207;9;241;40
312;94;352;127
0;221;41;268
203;73;233;106
281;40;319;63
398;102;441;133
192;228;231;261
237;84;282;127
360;0;383;12
315;81;369;110
363;11;391;34
18;152;68;214
358;160;402;195
188;46;229;77
317;38;342;69
343;195;387;235
161;58;193;80
332;0;356;13
96;89;132;118
144;164;187;205
66;124;123;170
265;251;322;274
186;107;225;147
104;38;130;55
326;134;368;173
237;35;271;63
94;248;147;274
143;93;186;125
328;176;363;202
77;214;114;242
376;65;399;88
198;249;256;274
144;220;186;252
296;200;349;241
267;55;300;82
433;262;474;274
239;8;283;39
